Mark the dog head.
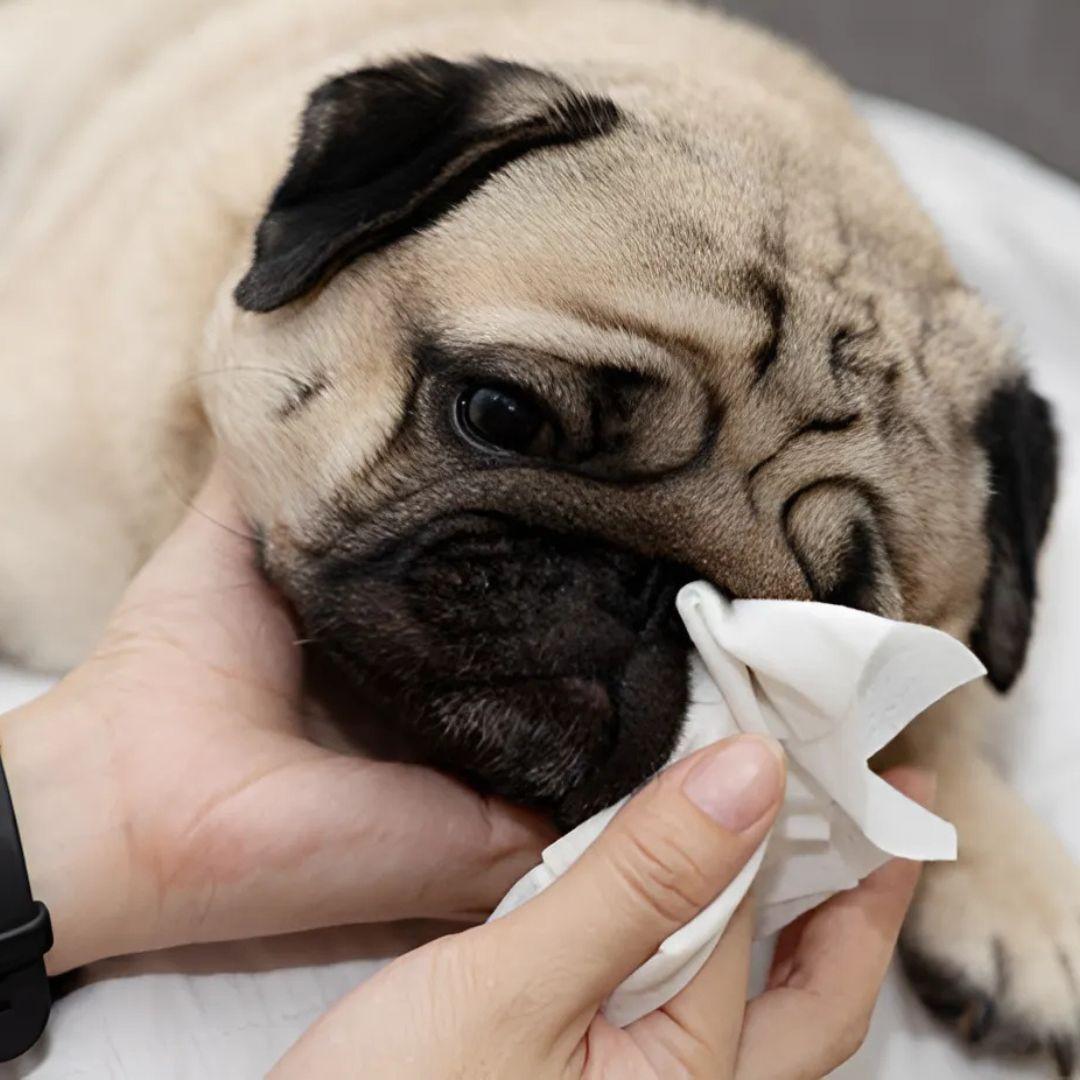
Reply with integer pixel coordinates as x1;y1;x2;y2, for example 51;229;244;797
204;50;1056;826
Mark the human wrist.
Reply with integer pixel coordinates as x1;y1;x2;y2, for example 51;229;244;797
0;684;150;975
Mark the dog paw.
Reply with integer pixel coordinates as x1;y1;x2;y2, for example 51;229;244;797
901;852;1080;1077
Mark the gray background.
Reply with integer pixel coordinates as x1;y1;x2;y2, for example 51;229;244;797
720;0;1080;180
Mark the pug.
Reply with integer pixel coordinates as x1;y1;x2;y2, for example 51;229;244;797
0;0;1073;1070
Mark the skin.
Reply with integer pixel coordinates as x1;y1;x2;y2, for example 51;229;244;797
1;465;928;1077
0;466;551;974
273;754;931;1080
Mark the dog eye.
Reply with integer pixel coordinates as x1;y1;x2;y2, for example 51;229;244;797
456;384;552;456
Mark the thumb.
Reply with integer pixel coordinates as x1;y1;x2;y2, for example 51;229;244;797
488;734;786;1018
102;461;300;699
121;461;257;604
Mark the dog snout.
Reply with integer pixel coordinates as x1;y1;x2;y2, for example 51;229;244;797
295;512;694;824
396;512;694;642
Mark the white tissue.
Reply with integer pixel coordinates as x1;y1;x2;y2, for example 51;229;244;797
489;582;986;1027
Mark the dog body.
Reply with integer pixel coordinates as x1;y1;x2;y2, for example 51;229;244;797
0;0;982;666
1;0;1075;1066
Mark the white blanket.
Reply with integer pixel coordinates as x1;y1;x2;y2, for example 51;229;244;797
2;97;1079;1078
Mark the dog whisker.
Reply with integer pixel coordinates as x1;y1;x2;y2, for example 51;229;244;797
156;457;262;544
178;366;313;391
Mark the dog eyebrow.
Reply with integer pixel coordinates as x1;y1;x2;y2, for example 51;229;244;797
276;370;329;419
562;300;717;370
438;305;705;375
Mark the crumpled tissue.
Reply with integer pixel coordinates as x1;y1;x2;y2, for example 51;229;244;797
489;581;985;1027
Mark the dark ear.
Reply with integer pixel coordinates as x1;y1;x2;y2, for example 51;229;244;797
234;55;619;313
970;376;1059;691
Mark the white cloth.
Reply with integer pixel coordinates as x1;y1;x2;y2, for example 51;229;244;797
3;97;1080;1078
490;585;980;1026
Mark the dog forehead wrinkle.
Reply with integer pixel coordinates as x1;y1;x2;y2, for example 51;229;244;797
437;305;697;379
745;411;861;485
564;297;718;373
745;268;787;385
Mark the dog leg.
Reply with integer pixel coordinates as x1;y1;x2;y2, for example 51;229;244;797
889;685;1080;1076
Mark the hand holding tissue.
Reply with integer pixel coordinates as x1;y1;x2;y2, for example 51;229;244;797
490;582;985;1027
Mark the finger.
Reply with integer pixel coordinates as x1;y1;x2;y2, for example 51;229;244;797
123;460;259;598
486;735;785;1020
157;746;554;948
735;767;933;1079
630;895;756;1078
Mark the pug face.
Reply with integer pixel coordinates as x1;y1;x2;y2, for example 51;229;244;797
204;56;1057;826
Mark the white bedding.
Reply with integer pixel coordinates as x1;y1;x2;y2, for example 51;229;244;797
2;97;1078;1079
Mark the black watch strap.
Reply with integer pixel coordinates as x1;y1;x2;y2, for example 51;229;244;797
0;754;52;1061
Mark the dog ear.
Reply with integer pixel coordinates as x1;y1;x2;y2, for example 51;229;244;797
970;376;1058;691
234;55;619;313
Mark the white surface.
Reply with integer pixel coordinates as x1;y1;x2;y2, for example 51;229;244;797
2;97;1080;1077
492;587;975;1028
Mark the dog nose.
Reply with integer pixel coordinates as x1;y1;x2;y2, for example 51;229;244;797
396;511;695;642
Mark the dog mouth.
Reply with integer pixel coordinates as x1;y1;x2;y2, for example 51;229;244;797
293;512;695;827
412;624;689;828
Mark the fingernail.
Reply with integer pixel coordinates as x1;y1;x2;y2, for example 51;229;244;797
682;735;785;832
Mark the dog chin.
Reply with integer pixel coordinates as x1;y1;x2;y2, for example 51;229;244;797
410;648;690;828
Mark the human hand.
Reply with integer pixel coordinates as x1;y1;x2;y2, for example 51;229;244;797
272;734;930;1079
0;465;551;974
